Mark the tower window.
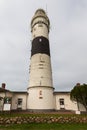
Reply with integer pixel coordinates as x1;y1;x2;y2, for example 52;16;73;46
39;90;42;95
33;28;36;31
40;61;45;63
38;24;43;27
33;34;36;38
39;38;42;42
39;90;43;99
39;67;43;69
39;97;43;99
39;64;43;66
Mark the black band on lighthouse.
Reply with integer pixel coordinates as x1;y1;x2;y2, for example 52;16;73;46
31;36;50;56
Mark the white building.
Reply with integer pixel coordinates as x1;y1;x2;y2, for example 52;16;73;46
0;83;86;113
0;9;86;113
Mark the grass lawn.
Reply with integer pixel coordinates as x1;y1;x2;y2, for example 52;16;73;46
0;123;87;130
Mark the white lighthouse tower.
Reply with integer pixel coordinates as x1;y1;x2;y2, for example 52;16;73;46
27;9;54;111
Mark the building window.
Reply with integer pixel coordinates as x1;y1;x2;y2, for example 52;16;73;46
38;24;43;27
4;97;11;104
17;98;22;106
59;98;64;105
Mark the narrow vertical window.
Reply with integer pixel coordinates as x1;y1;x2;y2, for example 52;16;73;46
59;98;65;109
39;90;42;95
17;98;23;109
59;98;64;105
39;90;43;99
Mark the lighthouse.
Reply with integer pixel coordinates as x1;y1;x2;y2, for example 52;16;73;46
27;9;54;111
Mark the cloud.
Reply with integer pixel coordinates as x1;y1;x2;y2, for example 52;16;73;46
50;0;87;90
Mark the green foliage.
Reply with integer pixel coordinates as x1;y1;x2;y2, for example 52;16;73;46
70;84;87;111
0;123;87;130
4;97;11;104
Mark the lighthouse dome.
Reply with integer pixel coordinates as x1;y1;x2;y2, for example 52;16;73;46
31;8;50;28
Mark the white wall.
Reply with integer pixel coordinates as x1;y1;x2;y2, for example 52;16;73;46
27;87;54;110
55;93;78;111
0;90;86;112
32;21;49;39
78;103;86;112
31;15;49;40
29;54;53;88
12;93;27;110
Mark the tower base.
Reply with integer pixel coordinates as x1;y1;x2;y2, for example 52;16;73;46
27;86;55;110
27;109;55;113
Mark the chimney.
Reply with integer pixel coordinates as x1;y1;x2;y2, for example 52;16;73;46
76;83;80;86
2;83;6;89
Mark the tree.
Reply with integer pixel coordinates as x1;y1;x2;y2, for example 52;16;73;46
70;83;87;112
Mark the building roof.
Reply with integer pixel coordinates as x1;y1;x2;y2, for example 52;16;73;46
0;87;10;92
0;87;70;95
54;91;70;95
12;91;28;94
0;87;28;94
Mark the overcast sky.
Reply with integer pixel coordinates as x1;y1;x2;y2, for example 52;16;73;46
0;0;87;91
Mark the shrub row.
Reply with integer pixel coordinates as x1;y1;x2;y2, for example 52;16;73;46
0;116;87;125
